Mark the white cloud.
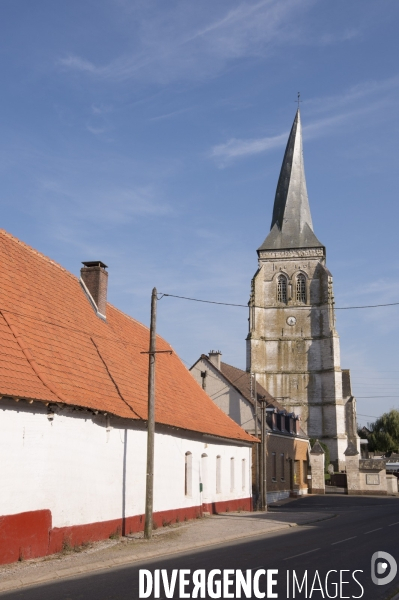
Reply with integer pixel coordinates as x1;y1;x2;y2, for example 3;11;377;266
57;0;316;85
59;55;98;73
91;104;113;115
209;132;288;165
209;76;399;165
306;74;399;115
86;125;107;135
38;180;172;225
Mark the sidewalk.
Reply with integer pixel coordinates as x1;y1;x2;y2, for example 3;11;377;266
0;506;335;594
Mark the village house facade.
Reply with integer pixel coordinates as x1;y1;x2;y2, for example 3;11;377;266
0;230;255;565
190;352;309;503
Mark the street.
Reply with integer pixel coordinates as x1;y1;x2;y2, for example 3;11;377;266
1;496;399;600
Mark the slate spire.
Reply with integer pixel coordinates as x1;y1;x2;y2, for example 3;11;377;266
258;110;323;251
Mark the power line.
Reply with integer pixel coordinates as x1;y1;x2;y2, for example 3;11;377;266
160;293;399;311
357;413;380;419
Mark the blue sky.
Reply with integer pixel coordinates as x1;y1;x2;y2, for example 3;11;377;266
1;0;399;427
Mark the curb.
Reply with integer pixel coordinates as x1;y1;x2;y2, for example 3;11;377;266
0;513;335;594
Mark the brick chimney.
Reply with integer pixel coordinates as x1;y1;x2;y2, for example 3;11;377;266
208;350;222;370
80;261;108;317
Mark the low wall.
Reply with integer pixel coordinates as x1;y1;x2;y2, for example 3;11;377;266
1;499;252;565
387;475;398;494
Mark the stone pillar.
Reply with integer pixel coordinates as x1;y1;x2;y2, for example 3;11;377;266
309;441;325;494
344;441;360;495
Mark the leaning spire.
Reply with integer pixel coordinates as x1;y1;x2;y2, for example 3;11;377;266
258;109;323;251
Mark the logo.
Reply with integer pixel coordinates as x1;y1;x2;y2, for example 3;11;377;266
371;551;397;586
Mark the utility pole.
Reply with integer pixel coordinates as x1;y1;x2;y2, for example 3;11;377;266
144;287;157;539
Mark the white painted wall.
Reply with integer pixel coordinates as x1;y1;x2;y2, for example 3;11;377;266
0;400;252;526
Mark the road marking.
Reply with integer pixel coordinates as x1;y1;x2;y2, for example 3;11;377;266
364;528;382;534
283;548;320;561
331;536;357;545
389;522;399;526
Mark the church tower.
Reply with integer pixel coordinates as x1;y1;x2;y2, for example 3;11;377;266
247;109;353;467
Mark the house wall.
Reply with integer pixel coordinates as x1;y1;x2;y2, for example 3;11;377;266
265;435;309;502
191;360;309;503
0;399;252;564
190;359;256;432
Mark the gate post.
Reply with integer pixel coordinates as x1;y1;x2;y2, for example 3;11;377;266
309;440;325;494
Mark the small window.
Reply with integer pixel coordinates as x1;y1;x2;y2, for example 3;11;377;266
281;453;285;481
200;371;207;390
294;460;300;484
230;457;235;492
216;455;222;493
201;453;208;498
303;460;308;484
242;459;246;491
280;413;286;432
185;452;192;496
296;274;306;303
272;452;277;482
277;275;287;303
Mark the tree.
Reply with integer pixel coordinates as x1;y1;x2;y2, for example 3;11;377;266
363;410;399;454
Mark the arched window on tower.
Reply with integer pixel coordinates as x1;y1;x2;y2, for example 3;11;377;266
277;275;287;303
296;274;306;303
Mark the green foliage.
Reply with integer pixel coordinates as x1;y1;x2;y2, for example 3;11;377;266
309;438;330;473
365;410;399;453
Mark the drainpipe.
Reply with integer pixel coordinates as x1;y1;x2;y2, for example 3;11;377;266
260;398;267;511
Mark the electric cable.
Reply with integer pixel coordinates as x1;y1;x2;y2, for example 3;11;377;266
160;292;399;311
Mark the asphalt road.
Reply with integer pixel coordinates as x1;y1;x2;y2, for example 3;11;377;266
2;496;399;600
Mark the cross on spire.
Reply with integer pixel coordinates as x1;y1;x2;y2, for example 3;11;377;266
296;92;302;110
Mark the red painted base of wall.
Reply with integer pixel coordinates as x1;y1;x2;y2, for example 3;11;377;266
1;498;252;565
0;510;52;564
202;497;252;515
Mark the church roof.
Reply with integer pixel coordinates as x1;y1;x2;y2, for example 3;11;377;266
258;110;324;252
0;229;254;444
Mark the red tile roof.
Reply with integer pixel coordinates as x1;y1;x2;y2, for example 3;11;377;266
0;230;254;443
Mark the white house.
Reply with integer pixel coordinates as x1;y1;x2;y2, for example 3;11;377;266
0;230;255;565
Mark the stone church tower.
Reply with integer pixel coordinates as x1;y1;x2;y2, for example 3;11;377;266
247;109;356;468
